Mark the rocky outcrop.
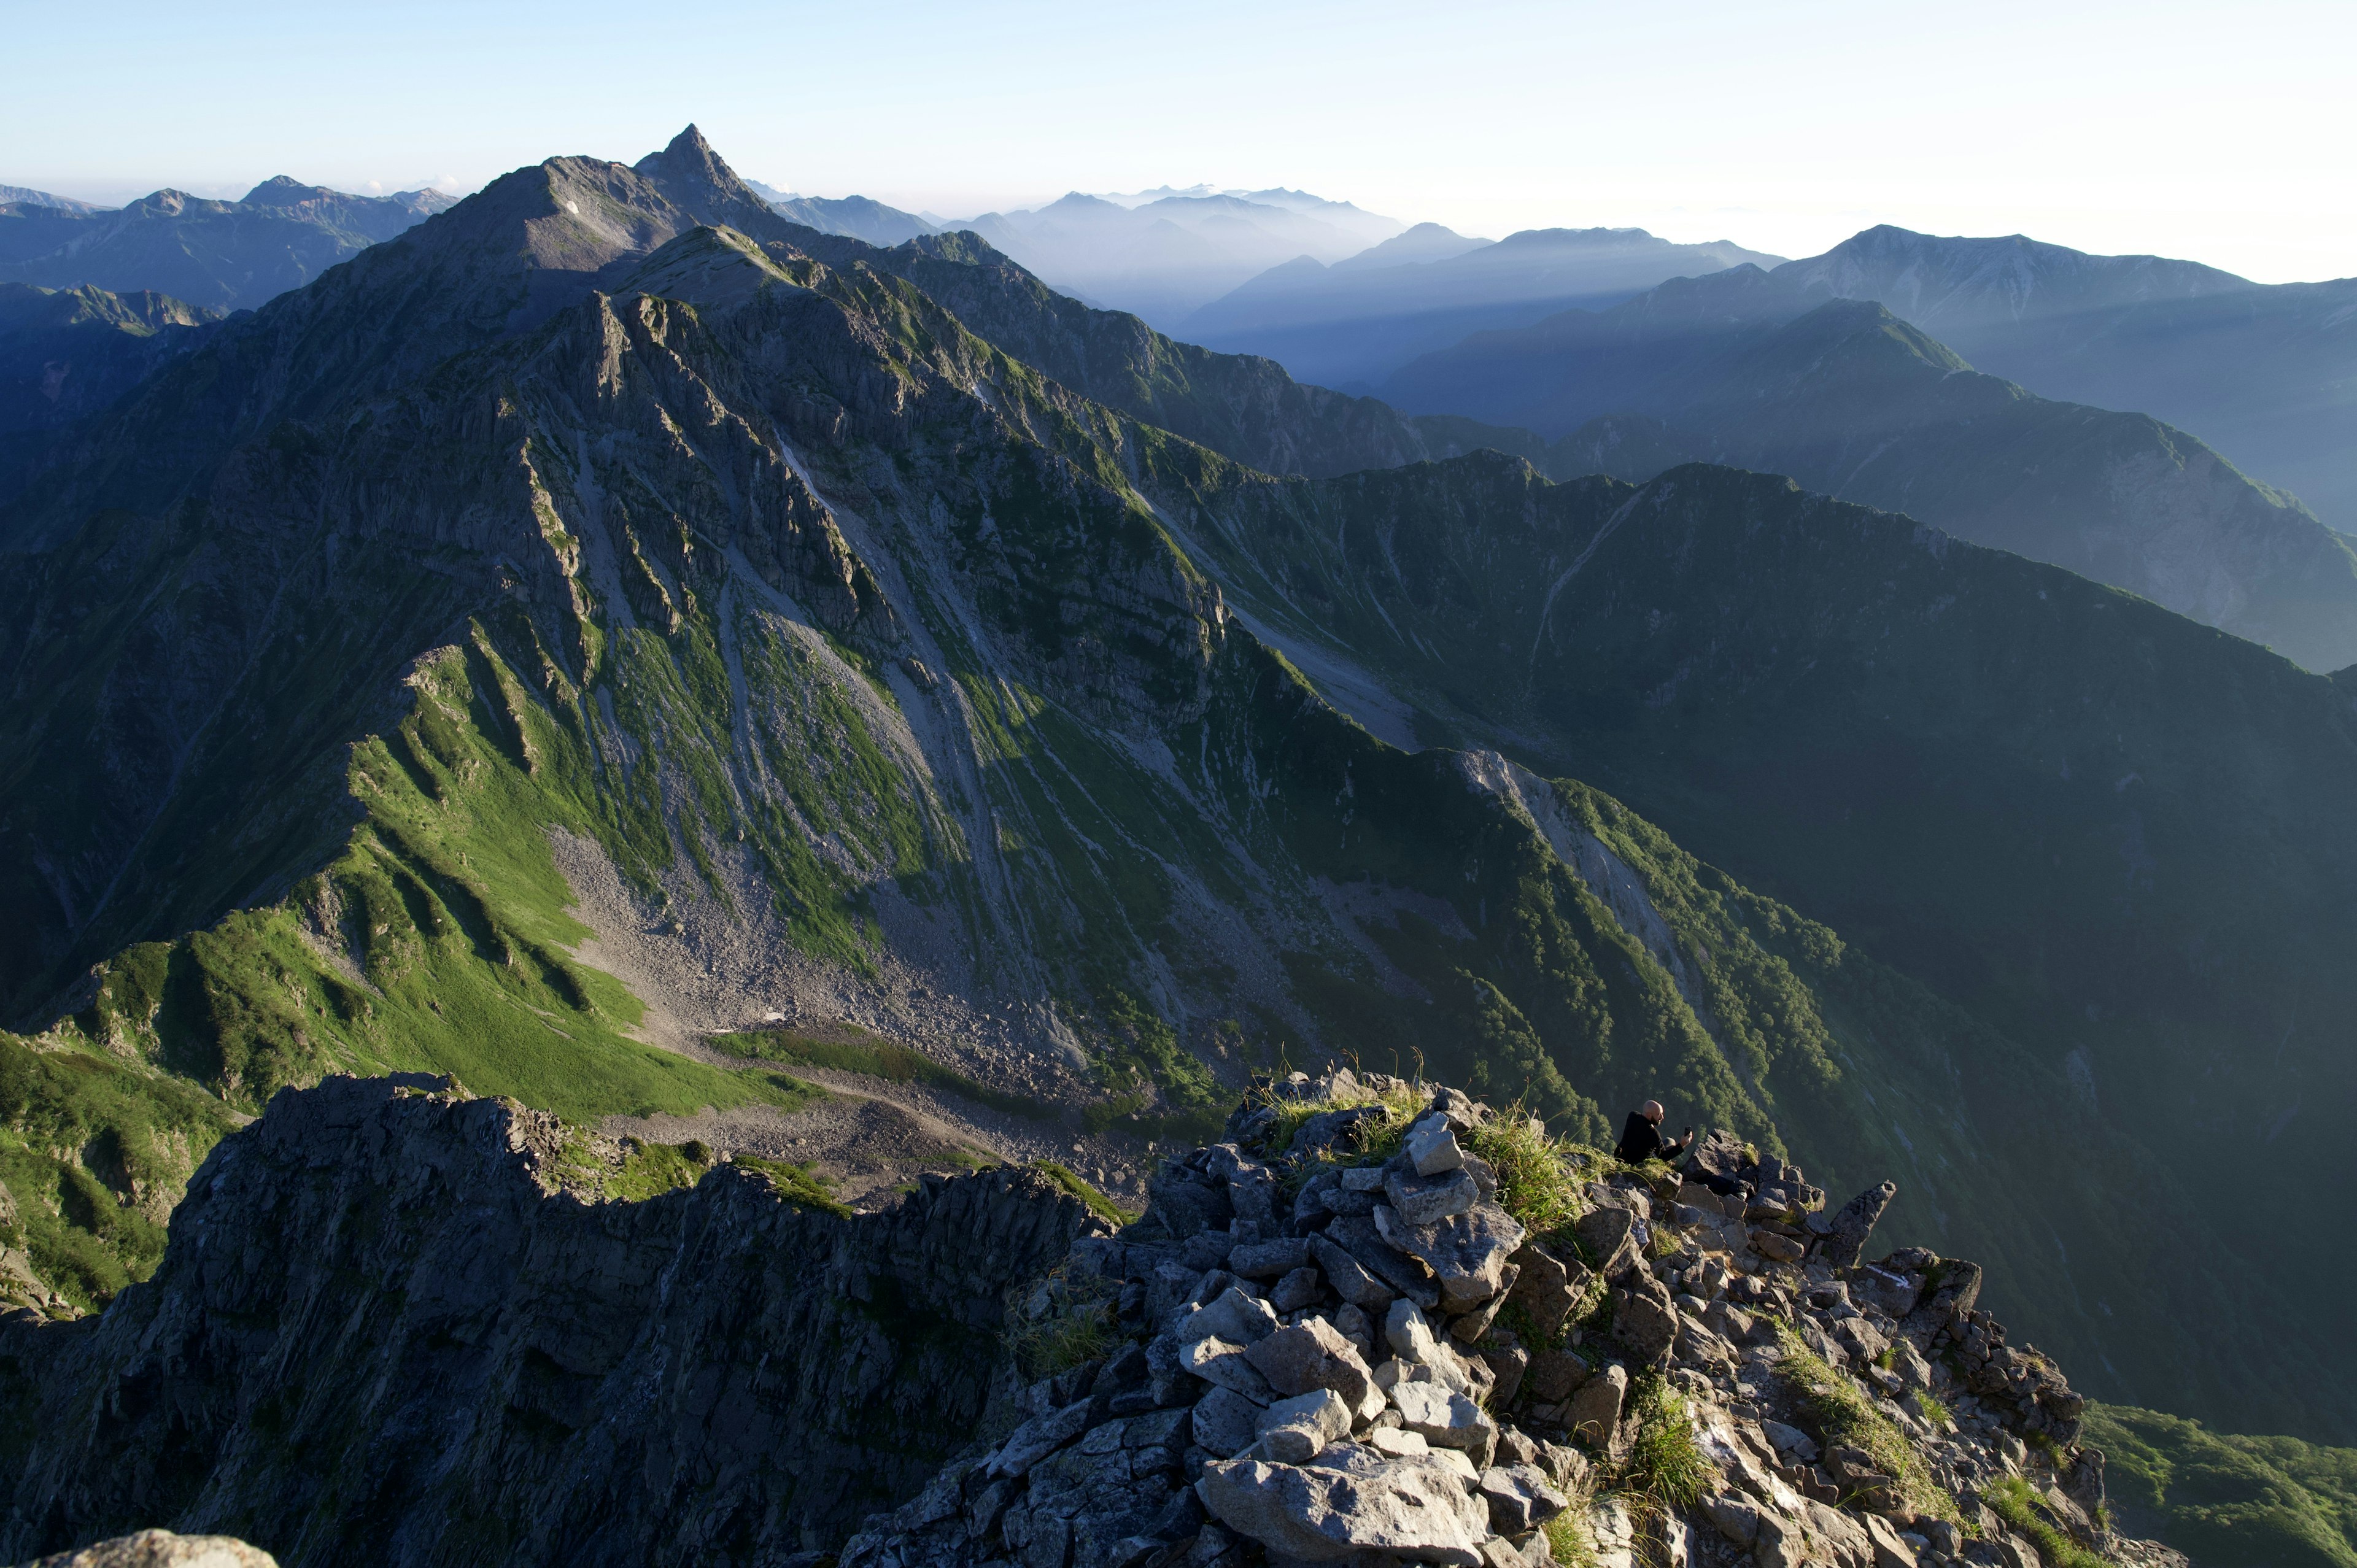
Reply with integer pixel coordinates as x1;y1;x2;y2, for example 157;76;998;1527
0;1075;1097;1567
18;1530;277;1567
847;1069;2177;1568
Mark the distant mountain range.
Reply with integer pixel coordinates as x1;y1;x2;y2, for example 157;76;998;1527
0;178;457;312
1181;226;1784;389
936;189;1407;328
1386;224;2357;535
0;185;104;213
1391;284;2357;668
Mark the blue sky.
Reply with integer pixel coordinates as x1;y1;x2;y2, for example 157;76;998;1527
5;0;2350;281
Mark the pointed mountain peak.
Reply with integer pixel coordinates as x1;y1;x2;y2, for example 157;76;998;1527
631;125;772;232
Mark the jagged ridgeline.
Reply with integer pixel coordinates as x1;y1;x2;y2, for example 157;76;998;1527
0;128;2351;1456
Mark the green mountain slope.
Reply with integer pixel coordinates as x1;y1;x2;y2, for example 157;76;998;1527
1151;449;2357;1439
0;135;2094;1403
6;128;2357;1458
2088;1404;2357;1568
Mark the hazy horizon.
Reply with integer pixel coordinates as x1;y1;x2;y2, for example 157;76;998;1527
6;0;2353;285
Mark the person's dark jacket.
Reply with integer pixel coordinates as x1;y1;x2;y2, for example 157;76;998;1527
1617;1111;1686;1165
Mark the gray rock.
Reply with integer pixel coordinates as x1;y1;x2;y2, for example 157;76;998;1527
1820;1181;1898;1270
1749;1227;1806;1264
21;1532;279;1568
1174;1287;1281;1346
1340;1166;1388;1192
1523;1348;1590;1404
991;1400;1097;1478
1506;1242;1590;1342
1388;1381;1498;1467
1195;1448;1489;1566
1759;1419;1819;1463
1612;1272;1680;1365
1384;1166;1480;1227
1253;1388;1355;1461
1476;1341;1529;1405
1425;1088;1480;1132
1565;1363;1628;1448
1193;1386;1264;1459
1244;1316;1377;1407
1406;1116;1466;1176
1372;1202;1526;1312
1700;1490;1762;1546
1476;1463;1569;1533
1322;1216;1441;1310
1269;1267;1324;1314
1229;1238;1312;1280
1307;1232;1396;1313
1180;1335;1275;1402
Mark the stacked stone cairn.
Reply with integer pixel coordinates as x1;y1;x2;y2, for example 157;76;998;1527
843;1071;2181;1568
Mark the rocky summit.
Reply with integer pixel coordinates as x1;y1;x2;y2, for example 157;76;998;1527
0;1063;2188;1568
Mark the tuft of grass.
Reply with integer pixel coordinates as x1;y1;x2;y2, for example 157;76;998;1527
732;1154;854;1217
1544;1507;1600;1568
602;1137;712;1201
1984;1475;2113;1568
710;1025;1056;1122
1035;1161;1137;1226
1774;1325;1957;1523
1008;1262;1119;1380
1620;1375;1712;1510
1913;1388;1954;1429
1466;1109;1591;1238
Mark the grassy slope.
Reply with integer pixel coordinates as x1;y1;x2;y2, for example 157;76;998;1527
2088;1404;2357;1568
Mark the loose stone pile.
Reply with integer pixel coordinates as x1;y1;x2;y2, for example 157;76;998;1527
844;1070;2185;1568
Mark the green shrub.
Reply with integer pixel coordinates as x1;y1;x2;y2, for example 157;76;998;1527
1622;1375;1711;1510
1984;1475;2113;1568
1775;1326;1956;1522
1035;1161;1136;1226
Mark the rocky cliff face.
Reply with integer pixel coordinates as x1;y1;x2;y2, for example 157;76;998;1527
0;1075;1096;1566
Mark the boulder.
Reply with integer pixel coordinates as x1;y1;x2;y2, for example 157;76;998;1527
1406;1115;1468;1176
1323;1216;1442;1310
1385;1166;1480;1226
1389;1381;1499;1466
1174;1286;1281;1345
21;1532;279;1568
1307;1232;1396;1313
1566;1364;1628;1448
1425;1087;1480;1132
1229;1237;1312;1280
1341;1165;1389;1192
1611;1272;1680;1364
1476;1340;1530;1405
1759;1419;1819;1464
1245;1316;1377;1407
1374;1202;1527;1311
1476;1464;1569;1533
1506;1242;1591;1341
1749;1228;1806;1265
1523;1348;1592;1404
1369;1427;1431;1458
1148;1175;1233;1238
1254;1388;1355;1463
1907;1259;1984;1337
1204;1144;1282;1227
1193;1386;1264;1458
1270;1266;1324;1314
1194;1449;1490;1566
1180;1335;1275;1402
1818;1181;1898;1270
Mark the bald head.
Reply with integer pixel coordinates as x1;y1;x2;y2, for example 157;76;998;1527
1641;1100;1665;1122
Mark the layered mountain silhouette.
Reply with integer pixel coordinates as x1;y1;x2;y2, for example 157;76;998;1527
1384;251;2357;670
1387;223;2357;533
7;127;2357;1457
1183;226;1782;390
0;176;455;312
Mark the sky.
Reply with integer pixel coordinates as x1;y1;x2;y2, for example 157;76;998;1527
5;0;2351;282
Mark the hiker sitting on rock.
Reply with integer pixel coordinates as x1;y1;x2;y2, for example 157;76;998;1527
1616;1100;1692;1165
